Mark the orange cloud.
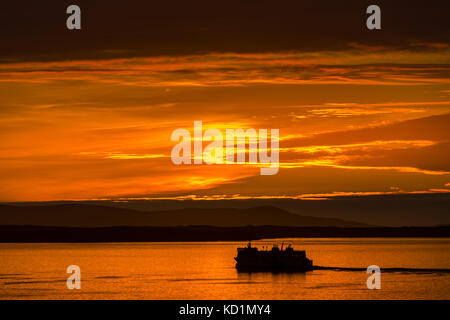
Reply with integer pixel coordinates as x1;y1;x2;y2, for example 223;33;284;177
1;49;449;87
1;48;450;201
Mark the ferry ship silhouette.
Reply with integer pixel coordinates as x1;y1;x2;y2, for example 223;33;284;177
235;242;314;272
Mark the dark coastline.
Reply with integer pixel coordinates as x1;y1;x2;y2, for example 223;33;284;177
0;225;449;243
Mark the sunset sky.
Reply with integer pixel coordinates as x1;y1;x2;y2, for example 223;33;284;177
0;0;449;202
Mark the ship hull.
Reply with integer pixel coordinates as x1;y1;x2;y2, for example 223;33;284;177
235;265;313;273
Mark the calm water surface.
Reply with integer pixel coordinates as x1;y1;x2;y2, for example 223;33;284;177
0;238;449;299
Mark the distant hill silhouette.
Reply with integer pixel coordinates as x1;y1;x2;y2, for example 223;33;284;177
0;204;370;228
10;193;449;226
